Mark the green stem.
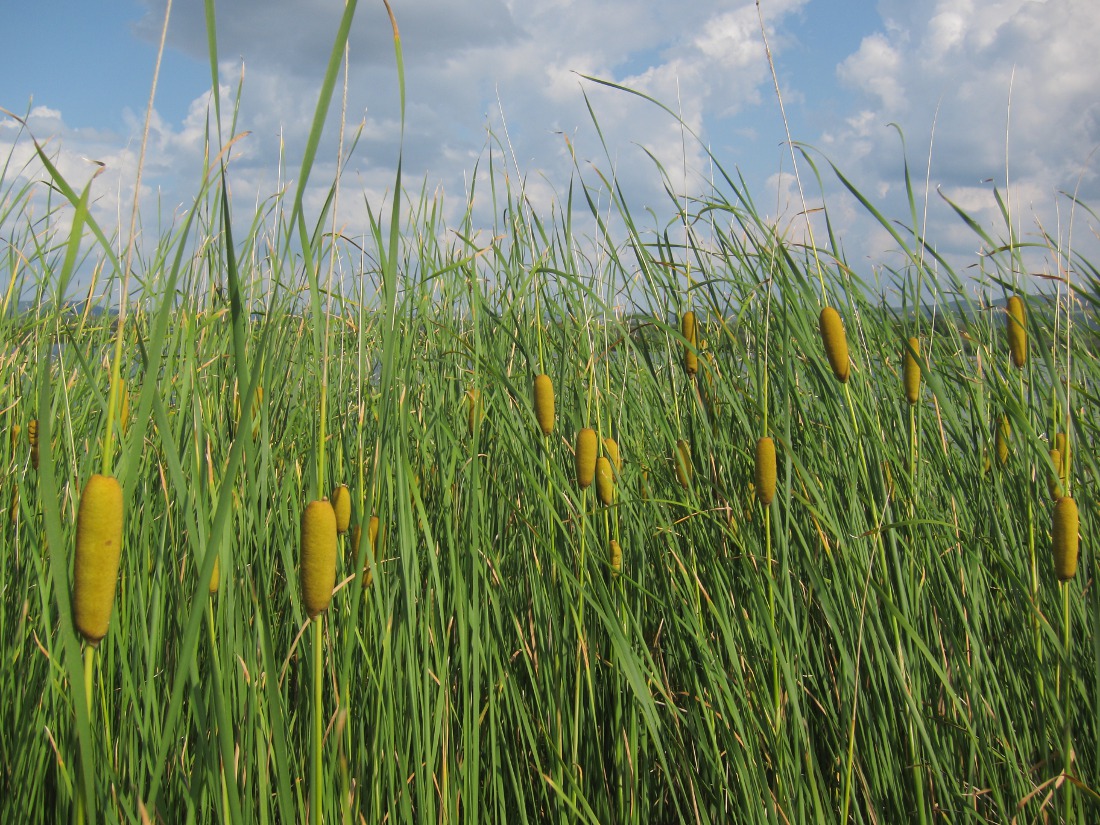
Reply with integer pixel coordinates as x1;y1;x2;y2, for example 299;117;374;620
75;646;95;825
312;618;324;825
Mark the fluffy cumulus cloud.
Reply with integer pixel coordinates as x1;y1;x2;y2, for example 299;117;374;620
824;0;1100;283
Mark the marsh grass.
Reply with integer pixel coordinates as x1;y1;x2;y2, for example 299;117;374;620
1;3;1098;824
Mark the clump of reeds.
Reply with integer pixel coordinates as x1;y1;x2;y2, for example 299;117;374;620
755;437;776;507
903;337;921;405
330;485;351;534
300;500;337;619
819;306;850;383
72;474;125;645
681;311;698;378
1006;295;1027;369
575;428;597;489
1052;496;1079;581
534;374;555;436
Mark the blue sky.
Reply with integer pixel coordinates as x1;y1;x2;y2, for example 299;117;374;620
3;0;1099;295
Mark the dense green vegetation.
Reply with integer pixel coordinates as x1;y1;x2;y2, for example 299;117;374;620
2;2;1097;823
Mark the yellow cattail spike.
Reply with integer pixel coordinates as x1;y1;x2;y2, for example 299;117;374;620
73;474;125;646
755;436;777;507
1006;295;1027;369
300;500;337;619
28;419;39;470
209;553;221;595
609;539;622;576
368;515;381;554
1048;449;1064;500
575;428;597;489
1055;432;1070;481
819;306;850;383
533;374;555;436
10;423;21;451
1052;496;1079;581
466;388;482;436
603;437;622;475
674;439;692;488
595;457;615;506
996;416;1011;465
330;485;352;534
681;311;698;378
903;337;921;405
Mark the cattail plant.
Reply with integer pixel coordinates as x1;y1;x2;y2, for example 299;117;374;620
996;416;1011;466
603;436;621;475
300;500;337;619
1052;496;1079;581
534;374;555;436
681;311;698;378
209;553;221;595
1048;449;1065;500
9;422;20;450
609;539;622;577
466;388;482;436
755;437;776;507
903;337;921;405
72;474;125;645
575;428;597;489
819;306;850;383
596;457;615;506
28;418;39;470
674;439;692;488
1006;295;1027;369
330;485;352;534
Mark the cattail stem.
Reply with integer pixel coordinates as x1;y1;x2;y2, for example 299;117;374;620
311;619;324;825
1060;583;1074;816
75;647;95;825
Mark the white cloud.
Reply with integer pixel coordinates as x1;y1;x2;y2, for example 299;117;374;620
823;0;1100;282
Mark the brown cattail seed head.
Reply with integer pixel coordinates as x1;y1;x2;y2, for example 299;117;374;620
903;337;921;405
681;311;698;378
596;457;615;506
819;306;850;383
300;500;337;619
1052;496;1079;581
674;439;692;488
330;485;352;534
755;437;777;507
73;474;125;645
1006;295;1027;369
609;539;622;576
533;374;555;436
575;428;598;489
603;437;622;474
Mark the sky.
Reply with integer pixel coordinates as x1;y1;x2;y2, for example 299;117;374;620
3;0;1099;299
